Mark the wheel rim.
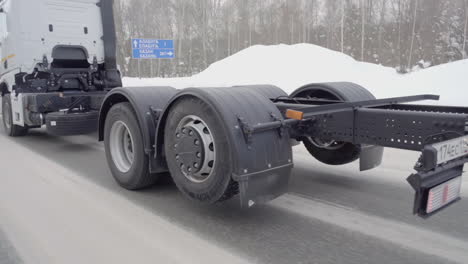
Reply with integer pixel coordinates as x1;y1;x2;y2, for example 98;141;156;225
2;100;11;130
109;121;135;173
173;115;216;183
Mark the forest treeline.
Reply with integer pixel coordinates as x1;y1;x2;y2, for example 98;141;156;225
114;0;468;77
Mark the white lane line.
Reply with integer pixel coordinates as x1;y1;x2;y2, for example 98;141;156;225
272;194;468;264
0;135;250;264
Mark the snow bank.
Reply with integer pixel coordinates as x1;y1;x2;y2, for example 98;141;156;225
123;44;468;106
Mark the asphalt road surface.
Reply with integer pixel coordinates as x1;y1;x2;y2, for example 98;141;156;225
0;123;467;264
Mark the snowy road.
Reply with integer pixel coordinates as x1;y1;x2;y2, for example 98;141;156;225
1;125;468;264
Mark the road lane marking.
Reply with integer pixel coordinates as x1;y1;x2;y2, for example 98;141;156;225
273;194;468;264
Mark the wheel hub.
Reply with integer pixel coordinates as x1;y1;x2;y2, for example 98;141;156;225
174;115;215;183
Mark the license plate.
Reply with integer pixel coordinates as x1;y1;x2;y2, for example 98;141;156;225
432;135;468;165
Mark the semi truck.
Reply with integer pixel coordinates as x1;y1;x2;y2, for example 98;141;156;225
0;0;121;136
2;0;466;218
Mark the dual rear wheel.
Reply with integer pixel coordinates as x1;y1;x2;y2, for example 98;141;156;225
104;98;237;203
104;83;375;201
104;103;158;190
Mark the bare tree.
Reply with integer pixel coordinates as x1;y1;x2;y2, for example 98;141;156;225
341;0;345;53
378;0;387;59
464;0;468;58
361;0;366;61
115;0;467;77
408;0;418;69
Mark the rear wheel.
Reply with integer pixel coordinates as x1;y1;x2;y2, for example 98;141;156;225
104;102;159;190
291;82;375;165
2;94;28;137
164;97;238;203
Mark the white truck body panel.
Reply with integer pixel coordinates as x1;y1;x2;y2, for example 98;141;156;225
0;0;106;125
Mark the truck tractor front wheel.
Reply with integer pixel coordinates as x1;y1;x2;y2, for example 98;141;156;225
164;97;238;203
2;94;28;137
104;102;158;190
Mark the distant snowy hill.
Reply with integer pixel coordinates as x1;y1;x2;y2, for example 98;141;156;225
123;44;468;106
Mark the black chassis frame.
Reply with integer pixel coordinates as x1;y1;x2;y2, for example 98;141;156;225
245;94;468;217
272;95;468;151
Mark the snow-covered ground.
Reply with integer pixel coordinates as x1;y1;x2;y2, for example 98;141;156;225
124;44;468;106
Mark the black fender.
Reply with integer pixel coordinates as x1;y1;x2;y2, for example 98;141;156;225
291;82;384;171
234;84;300;147
156;87;293;207
98;86;177;173
233;84;288;100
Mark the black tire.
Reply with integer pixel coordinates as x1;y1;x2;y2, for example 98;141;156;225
2;94;28;137
46;111;99;136
104;102;159;190
291;82;376;165
164;97;238;203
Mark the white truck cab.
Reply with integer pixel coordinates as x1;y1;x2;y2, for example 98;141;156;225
0;0;121;136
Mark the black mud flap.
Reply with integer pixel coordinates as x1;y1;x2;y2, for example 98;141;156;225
407;158;466;218
233;164;293;208
360;145;384;171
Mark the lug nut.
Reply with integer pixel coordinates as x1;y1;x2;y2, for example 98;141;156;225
189;130;194;136
194;163;199;168
194;139;200;146
196;152;201;158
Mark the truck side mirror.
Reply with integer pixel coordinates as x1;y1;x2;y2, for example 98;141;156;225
0;13;8;41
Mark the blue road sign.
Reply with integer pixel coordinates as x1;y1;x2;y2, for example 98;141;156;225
132;39;175;59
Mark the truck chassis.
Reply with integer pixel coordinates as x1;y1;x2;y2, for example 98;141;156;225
98;82;467;218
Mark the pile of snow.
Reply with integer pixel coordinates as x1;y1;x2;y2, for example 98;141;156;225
124;44;468;106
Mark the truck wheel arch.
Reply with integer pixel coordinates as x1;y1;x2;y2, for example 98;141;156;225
99;86;178;173
98;91;129;142
156;87;294;206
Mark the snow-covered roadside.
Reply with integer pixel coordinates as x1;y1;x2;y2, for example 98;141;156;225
123;44;468;106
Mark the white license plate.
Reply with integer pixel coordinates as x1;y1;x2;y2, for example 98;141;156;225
432;135;468;165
